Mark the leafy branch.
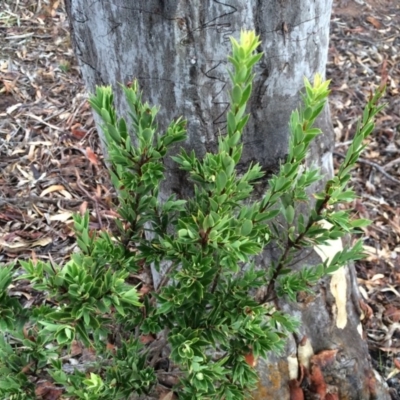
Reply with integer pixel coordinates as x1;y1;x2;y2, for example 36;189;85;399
0;30;384;400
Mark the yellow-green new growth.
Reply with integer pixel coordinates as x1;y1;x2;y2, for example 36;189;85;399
304;73;331;103
221;30;263;159
229;30;261;57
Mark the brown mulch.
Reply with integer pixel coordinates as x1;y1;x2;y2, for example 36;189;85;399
0;0;115;266
328;1;400;397
0;0;399;397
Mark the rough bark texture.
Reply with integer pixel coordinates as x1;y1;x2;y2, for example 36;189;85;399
65;1;390;399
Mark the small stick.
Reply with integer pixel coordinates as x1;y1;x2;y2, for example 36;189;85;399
333;152;400;185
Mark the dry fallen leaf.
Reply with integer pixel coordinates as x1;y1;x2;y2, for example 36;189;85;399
359;299;373;321
244;352;257;368
106;342;116;353
35;381;63;400
70;127;87;140
139;335;155;345
31;237;53;248
385;305;400;323
69;340;83;357
159;390;177;400
20;361;35;374
40;185;65;197
79;201;89;215
0;237;29;250
366;16;382;29
86;147;99;165
139;285;152;296
49;212;73;222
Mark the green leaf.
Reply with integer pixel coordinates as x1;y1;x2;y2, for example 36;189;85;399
100;108;111;124
236;114;250;132
304;128;321;141
107;123;121;143
310;102;325;120
216;171;228;192
156;301;174;315
303;106;313;120
142;128;154;143
236;66;248;83
239;241;260;254
229;131;241;147
118;117;128;140
284;205;295;225
178;229;188;237
246;52;263;69
203;214;215;231
227;111;237;136
350;218;371;228
240;83;252;107
232;85;242;105
121;288;142;307
240;220;253;236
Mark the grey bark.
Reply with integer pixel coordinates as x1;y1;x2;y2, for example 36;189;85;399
65;1;389;399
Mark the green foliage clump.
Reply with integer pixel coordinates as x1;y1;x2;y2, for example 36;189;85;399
0;31;384;400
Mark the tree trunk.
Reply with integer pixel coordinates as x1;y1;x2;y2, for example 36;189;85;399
65;1;390;399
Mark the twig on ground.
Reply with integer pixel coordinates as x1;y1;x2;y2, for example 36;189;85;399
22;113;64;132
334;152;400;185
383;157;400;171
0;195;83;207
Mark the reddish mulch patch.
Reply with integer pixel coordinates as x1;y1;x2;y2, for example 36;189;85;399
0;0;399;397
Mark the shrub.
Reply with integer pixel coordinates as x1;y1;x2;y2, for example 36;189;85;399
0;31;384;400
